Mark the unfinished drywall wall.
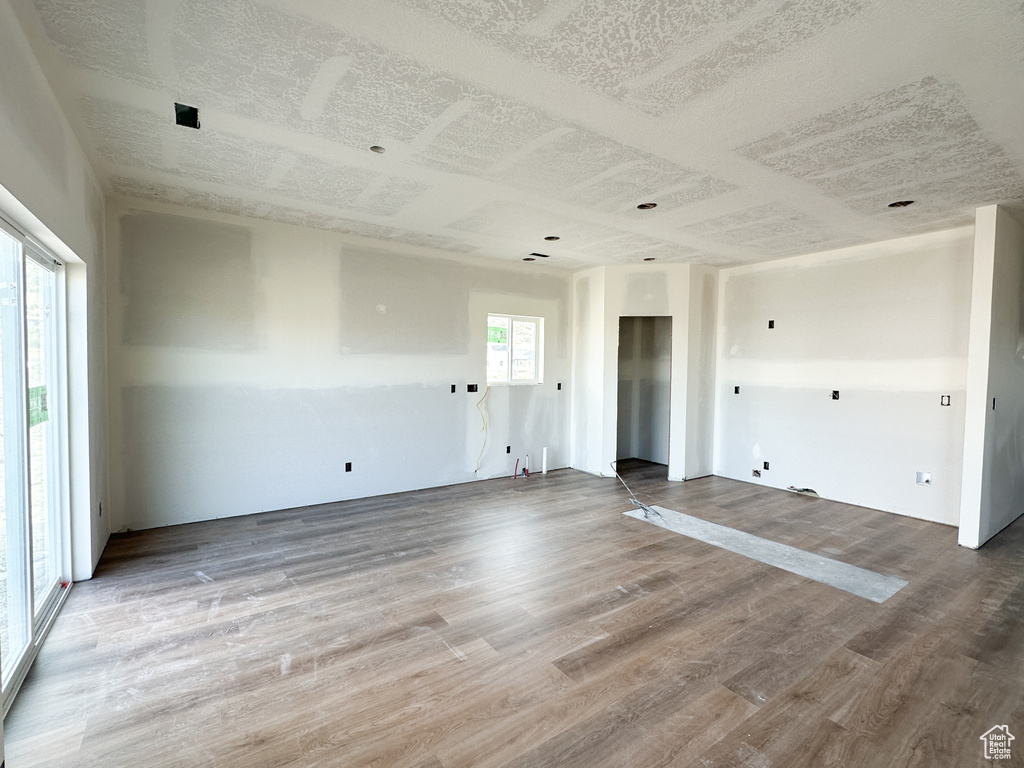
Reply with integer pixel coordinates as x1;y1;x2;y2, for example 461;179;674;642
605;265;692;481
570;269;606;476
107;201;571;530
571;263;717;482
715;228;973;525
685;265;717;479
0;0;108;579
616;316;671;464
959;206;1024;547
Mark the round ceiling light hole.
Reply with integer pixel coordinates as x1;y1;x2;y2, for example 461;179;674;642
643;257;657;262
887;200;914;208
369;145;386;154
637;202;657;210
523;257;536;261
544;235;560;241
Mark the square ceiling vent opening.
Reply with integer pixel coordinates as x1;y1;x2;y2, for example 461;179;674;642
174;103;200;129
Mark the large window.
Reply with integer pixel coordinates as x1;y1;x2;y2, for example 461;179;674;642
486;314;543;385
0;218;67;714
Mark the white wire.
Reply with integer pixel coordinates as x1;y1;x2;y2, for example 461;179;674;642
474;385;490;472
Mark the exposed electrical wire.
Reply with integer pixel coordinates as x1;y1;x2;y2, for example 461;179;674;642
474;385;490;473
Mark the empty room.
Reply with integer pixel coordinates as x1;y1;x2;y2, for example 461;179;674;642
0;0;1023;765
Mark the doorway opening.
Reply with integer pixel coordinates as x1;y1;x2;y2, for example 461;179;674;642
616;316;671;479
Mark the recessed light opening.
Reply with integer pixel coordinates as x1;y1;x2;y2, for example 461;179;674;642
887;200;914;208
544;236;560;241
369;145;386;154
637;202;657;210
529;252;551;258
174;103;200;129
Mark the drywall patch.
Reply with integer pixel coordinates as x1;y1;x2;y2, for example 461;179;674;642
566;160;736;214
274;155;428;215
494;126;732;211
624;272;670;315
109;177;477;254
414;94;563;175
720;245;972;361
584;234;700;263
738;77;1024;229
626;0;864;114
120;383;468;528
338;247;469;354
81;98;281;189
120;211;257;350
448;201;623;246
34;0;157;86
689;204;865;256
400;0;758;95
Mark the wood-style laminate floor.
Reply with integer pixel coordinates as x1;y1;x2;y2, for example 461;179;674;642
6;462;1024;767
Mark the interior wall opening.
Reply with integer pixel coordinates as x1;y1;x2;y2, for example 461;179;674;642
616;316;672;476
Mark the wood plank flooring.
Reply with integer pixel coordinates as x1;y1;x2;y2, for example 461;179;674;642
6;462;1024;767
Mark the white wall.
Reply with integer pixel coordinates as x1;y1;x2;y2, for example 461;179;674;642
570;267;607;476
616;316;671;464
959;206;1024;547
685;265;718;479
106;200;571;530
714;228;974;525
0;0;108;579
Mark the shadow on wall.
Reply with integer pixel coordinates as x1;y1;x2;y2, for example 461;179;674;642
987;409;1024;536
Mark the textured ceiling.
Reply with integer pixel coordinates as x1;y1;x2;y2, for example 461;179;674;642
14;0;1024;268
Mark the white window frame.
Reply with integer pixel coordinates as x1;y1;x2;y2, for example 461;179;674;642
486;313;544;385
0;211;71;717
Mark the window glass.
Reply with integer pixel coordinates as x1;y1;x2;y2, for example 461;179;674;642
487;314;542;385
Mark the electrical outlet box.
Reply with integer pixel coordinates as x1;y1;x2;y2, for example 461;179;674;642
768;319;775;329
345;462;352;472
557;382;562;390
831;390;840;400
916;471;931;486
752;469;761;478
763;461;769;470
506;446;511;454
734;386;740;394
467;384;478;393
451;384;456;393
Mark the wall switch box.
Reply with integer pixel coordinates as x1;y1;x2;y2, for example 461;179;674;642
763;461;770;470
831;390;840;400
451;384;456;393
506;446;511;453
940;394;950;406
345;462;352;472
734;386;740;394
467;384;478;393
557;382;562;390
768;319;775;329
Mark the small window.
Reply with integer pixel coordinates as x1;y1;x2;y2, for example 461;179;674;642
487;313;543;385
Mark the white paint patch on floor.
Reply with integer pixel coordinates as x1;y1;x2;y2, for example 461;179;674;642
624;506;908;603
